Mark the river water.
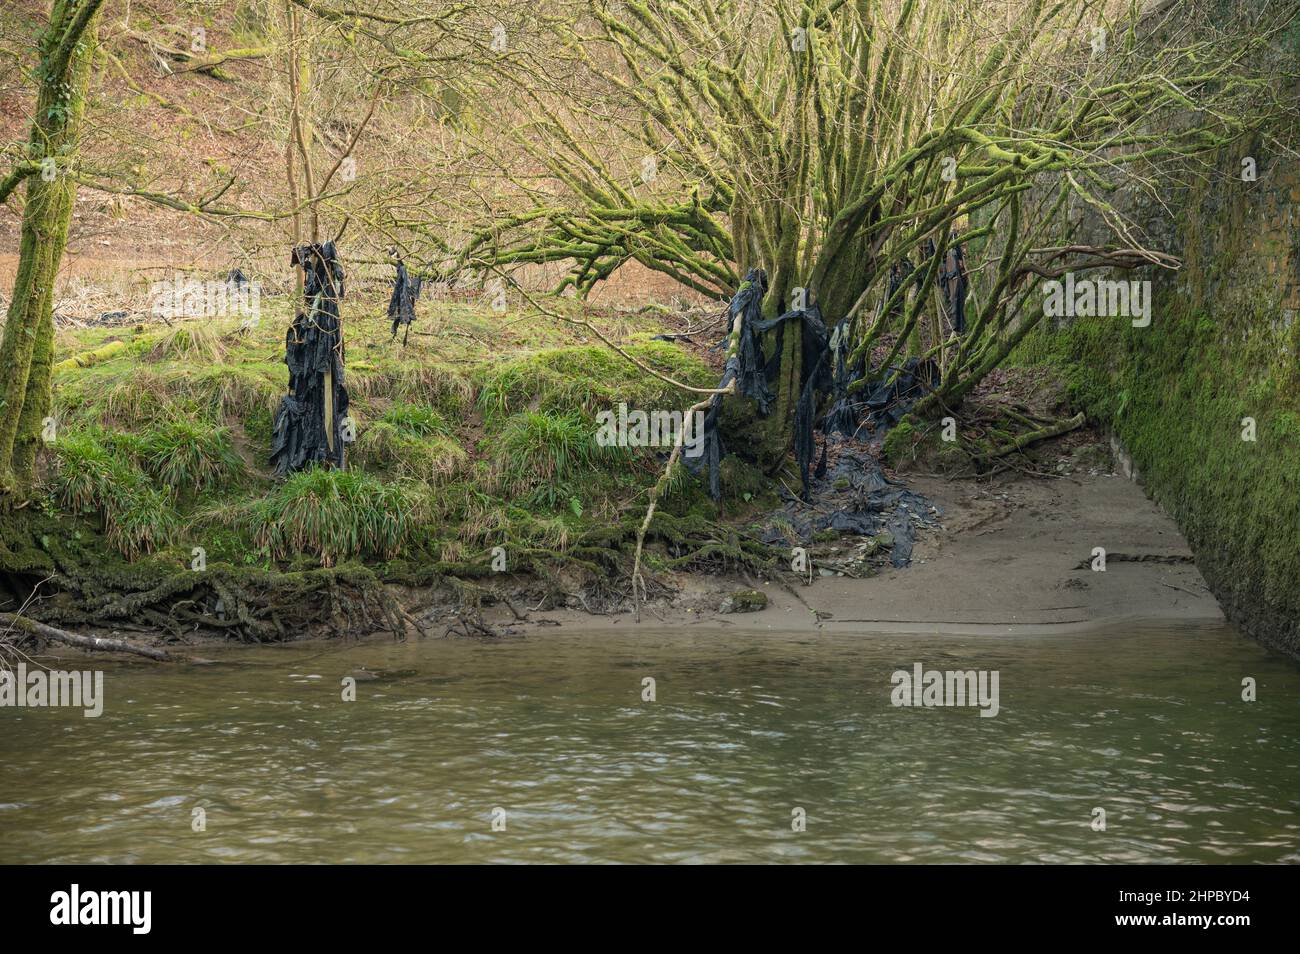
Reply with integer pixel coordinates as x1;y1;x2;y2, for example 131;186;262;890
2;620;1297;864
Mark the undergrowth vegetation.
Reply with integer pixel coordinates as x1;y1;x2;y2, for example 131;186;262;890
40;297;736;573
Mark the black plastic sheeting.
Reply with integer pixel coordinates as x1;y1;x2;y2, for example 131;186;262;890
821;258;923;441
270;241;350;476
388;258;422;344
922;238;969;335
672;242;985;563
862;356;940;431
754;443;937;568
819;316;862;441
686;268;771;499
685;268;836;500
938;244;968;334
680;262;955;566
691;265;945;503
730;268;777;411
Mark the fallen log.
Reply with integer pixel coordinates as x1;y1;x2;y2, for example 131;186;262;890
973;412;1087;461
52;338;129;374
0;613;172;662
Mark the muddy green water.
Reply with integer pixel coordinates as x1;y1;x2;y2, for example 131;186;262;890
2;621;1298;864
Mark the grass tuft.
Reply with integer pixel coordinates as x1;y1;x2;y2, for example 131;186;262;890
240;467;425;567
139;418;247;494
146;324;229;364
489;410;624;508
49;430;177;558
352;402;464;482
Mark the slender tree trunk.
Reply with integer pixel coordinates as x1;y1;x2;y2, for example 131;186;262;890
0;0;103;500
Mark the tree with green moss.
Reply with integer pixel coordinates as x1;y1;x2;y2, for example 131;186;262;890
440;0;1293;470
0;0;105;500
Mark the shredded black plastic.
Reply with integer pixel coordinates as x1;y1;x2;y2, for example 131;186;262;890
677;264;953;567
687;267;772;499
937;243;968;334
862;356;940;431
754;443;937;568
771;302;830;496
270;241;350;476
688;268;835;500
690;258;948;508
730;268;775;411
388;258;422;344
821;315;866;441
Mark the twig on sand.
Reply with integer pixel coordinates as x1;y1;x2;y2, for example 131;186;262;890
0;613;173;662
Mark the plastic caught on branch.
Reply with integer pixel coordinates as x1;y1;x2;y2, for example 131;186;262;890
938;243;968;335
862;357;940;431
387;256;422;345
730;268;775;411
822;257;922;442
689;270;835;501
822;315;864;440
270;241;350;476
923;238;968;335
754;301;830;498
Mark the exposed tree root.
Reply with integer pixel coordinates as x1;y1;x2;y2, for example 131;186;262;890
0;494;779;644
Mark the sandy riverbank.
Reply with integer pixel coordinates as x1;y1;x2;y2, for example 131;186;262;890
512;469;1223;636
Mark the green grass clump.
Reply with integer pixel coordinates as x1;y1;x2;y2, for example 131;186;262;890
475;342;713;426
355;424;465;483
243;467;425;567
146;324;228;363
489;410;624;508
377;402;452;436
49;430;177;558
106;485;179;561
54;361;282;428
140;419;247;494
353;402;464;482
346;361;473;416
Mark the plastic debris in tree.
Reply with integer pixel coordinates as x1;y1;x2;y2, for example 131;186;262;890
937;242;968;335
688;268;772;499
387;256;422;345
821;259;916;442
270;241;350;476
764;301;830;498
690;268;834;501
862;356;940;431
729;268;776;410
684;271;940;569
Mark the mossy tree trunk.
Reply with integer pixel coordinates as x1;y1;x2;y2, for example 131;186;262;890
0;0;104;500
